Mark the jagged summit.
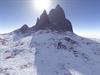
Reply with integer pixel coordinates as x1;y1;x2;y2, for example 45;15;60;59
48;4;73;32
33;4;73;32
16;5;73;34
14;24;29;34
34;10;50;30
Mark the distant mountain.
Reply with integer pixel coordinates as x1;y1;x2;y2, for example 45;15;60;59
14;4;73;35
0;5;100;75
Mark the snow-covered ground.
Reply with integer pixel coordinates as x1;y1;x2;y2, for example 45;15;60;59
0;30;100;75
90;38;100;43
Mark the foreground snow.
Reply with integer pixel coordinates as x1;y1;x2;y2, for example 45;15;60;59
0;30;100;75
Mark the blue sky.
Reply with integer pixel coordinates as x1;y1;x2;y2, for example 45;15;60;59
0;0;100;38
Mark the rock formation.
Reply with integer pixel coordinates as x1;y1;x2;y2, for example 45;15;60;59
15;4;73;34
33;4;73;32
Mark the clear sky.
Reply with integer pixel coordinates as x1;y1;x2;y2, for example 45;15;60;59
0;0;100;38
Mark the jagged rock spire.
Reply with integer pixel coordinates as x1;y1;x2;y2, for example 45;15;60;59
17;4;73;33
35;10;50;30
19;24;29;33
39;10;49;25
49;4;65;23
48;4;73;32
35;18;40;25
14;24;29;34
33;4;73;32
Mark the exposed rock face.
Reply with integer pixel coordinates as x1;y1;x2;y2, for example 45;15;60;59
35;10;50;30
16;5;73;33
13;24;30;41
14;24;29;34
49;5;66;24
48;5;73;32
18;24;29;33
34;4;73;32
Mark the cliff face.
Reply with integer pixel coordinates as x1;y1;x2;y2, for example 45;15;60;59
48;5;73;32
33;4;73;32
15;5;73;34
34;10;50;30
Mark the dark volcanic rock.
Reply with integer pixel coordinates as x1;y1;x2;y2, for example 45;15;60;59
48;5;73;32
34;10;50;30
33;4;73;32
49;5;66;24
18;24;29;33
13;24;30;41
16;4;73;34
14;24;29;34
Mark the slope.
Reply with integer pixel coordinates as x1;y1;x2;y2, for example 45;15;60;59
0;30;100;75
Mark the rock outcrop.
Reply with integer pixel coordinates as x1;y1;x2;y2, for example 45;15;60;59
15;4;73;34
48;5;73;32
34;10;50;30
15;24;29;34
19;24;29;33
33;4;73;32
